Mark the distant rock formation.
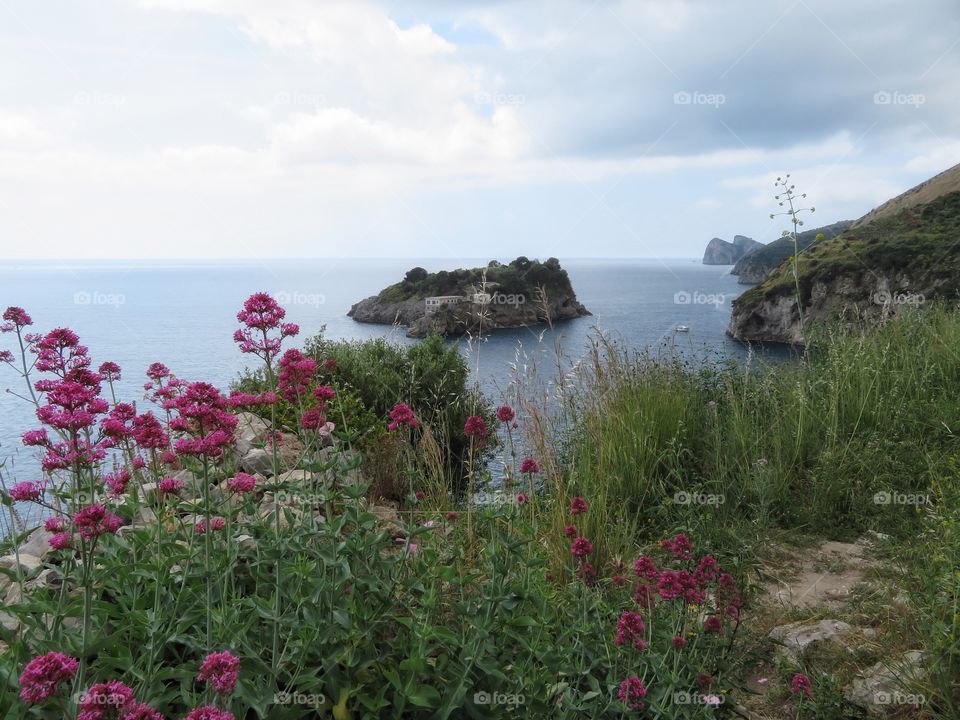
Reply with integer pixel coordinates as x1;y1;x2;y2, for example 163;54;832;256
702;235;764;265
348;257;590;338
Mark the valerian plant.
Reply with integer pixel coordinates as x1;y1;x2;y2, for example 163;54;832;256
1;298;744;719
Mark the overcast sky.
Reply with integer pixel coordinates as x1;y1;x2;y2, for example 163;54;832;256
0;0;958;259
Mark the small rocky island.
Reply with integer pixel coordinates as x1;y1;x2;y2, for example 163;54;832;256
348;256;591;338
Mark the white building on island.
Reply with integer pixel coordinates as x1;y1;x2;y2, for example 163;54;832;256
424;295;464;314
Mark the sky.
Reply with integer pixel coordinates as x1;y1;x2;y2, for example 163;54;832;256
0;0;958;260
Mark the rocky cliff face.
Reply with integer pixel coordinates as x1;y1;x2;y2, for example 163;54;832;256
728;165;960;344
405;293;589;338
702;235;764;265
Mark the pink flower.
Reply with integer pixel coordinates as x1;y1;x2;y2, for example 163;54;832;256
313;385;335;401
790;673;813;698
158;477;184;495
195;517;225;534
0;349;13;363
463;415;488;438
103;468;132;497
73;504;124;540
615;611;646;650
612;574;626;587
44;516;67;533
2;306;33;331
323;358;337;373
184;707;234;720
22;429;49;446
78;680;136;720
98;361;121;381
300;408;326;430
123;703;165;720
317;421;335;437
617;676;648;711
387;402;420;431
18;652;78;704
672;635;687;648
563;524;577;538
516;492;530;505
571;536;593;558
131;413;169;450
496;405;515;423
577;561;598;586
520;458;540;474
569;495;588;515
634;555;659;580
277;349;317;402
633;582;656;609
197;651;240;695
661;533;694;561
234;293;297;365
171;382;237;459
446;511;458;521
226;472;256;494
9;481;42;502
49;532;73;550
704;615;723;634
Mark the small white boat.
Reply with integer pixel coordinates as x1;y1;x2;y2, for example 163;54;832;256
675;325;690;333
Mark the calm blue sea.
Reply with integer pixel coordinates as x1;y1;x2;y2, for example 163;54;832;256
0;258;785;532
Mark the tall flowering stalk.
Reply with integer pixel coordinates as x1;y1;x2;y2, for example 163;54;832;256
233;292;298;676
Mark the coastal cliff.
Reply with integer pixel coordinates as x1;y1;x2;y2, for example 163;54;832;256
728;163;960;344
348;257;591;338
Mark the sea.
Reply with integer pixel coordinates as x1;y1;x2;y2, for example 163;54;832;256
0;258;789;534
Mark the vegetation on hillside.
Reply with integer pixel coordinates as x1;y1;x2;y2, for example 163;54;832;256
377;257;575;303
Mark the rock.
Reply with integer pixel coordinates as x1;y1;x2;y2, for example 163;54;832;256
235;534;257;551
170;469;204;495
4;582;22;605
768;619;853;660
0;640;8;655
703;236;763;265
0;553;44;577
843;651;927;715
235;411;270;456
139;482;159;503
370;505;399;522
25;568;62;594
240;448;274;475
17;527;51;562
0;611;19;634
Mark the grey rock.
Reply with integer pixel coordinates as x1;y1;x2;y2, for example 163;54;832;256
0;553;44;576
768;619;853;660
240;448;275;476
235;411;270;456
843;651;927;715
703;236;764;265
17;527;51;562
